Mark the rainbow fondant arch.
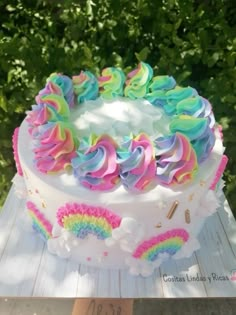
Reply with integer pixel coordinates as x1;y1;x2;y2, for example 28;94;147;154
27;201;52;240
57;203;121;240
133;229;189;261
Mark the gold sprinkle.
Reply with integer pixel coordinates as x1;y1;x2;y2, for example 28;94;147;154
23;170;28;179
155;222;162;228
28;190;33;195
167;200;179;219
200;180;206;187
185;209;191;224
188;193;194;201
42;201;46;208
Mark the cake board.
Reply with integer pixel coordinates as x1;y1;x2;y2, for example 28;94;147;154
1;181;236;303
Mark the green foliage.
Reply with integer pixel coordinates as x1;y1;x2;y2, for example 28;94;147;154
0;0;235;211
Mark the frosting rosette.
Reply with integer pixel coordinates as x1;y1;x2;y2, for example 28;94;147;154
33;121;78;173
170;115;215;163
47;73;74;108
164;86;198;115
155;132;198;185
26;94;70;136
98;67;126;99
124;62;153;99
71;134;120;190
148;75;176;91
176;96;215;128
117;133;156;190
146;86;198;115
145;75;176;108
35;81;63;104
72;71;99;103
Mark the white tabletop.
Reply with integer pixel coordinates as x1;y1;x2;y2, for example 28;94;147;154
1;182;236;298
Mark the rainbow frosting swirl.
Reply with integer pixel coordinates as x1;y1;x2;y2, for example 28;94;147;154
33;121;78;173
57;202;121;240
124;62;153;99
73;71;99;103
26;94;70;136
117;133;156;190
46;73;75;108
36;81;63;104
71;134;120;190
176;96;215;128
98;67;126;99
149;75;176;91
155;132;198;185
170;115;215;163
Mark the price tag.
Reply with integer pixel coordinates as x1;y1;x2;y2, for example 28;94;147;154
72;298;133;315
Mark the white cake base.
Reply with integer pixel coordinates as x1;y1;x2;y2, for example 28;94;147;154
17;115;224;276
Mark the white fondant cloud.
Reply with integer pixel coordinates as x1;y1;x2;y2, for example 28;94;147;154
198;190;219;217
125;253;169;277
48;223;81;259
105;217;145;252
12;174;27;199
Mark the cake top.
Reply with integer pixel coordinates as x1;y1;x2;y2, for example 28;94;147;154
25;62;216;192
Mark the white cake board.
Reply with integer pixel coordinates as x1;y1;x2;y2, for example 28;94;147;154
1;183;236;298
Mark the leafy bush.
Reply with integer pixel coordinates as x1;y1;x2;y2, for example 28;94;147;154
0;0;235;212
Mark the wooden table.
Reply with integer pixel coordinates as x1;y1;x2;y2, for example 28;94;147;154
1;184;236;298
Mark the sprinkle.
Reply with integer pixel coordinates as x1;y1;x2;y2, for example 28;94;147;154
185;209;191;224
28;190;33;195
188;193;194;201
42;201;46;208
166;200;179;219
23;170;28;179
103;251;108;256
200;180;206;187
155;222;162;228
87;257;91;261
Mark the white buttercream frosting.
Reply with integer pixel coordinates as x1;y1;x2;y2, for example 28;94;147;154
71;97;171;141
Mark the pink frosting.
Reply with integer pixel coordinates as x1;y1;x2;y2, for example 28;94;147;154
12;127;23;176
210;155;228;190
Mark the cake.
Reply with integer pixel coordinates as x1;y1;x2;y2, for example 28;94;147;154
12;62;228;277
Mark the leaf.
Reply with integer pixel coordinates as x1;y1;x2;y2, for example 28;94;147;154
135;47;150;62
176;71;191;84
0;91;7;112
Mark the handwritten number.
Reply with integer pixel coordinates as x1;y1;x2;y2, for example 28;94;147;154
86;300;95;315
85;300;123;315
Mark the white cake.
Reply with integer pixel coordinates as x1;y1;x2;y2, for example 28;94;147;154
13;63;227;276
